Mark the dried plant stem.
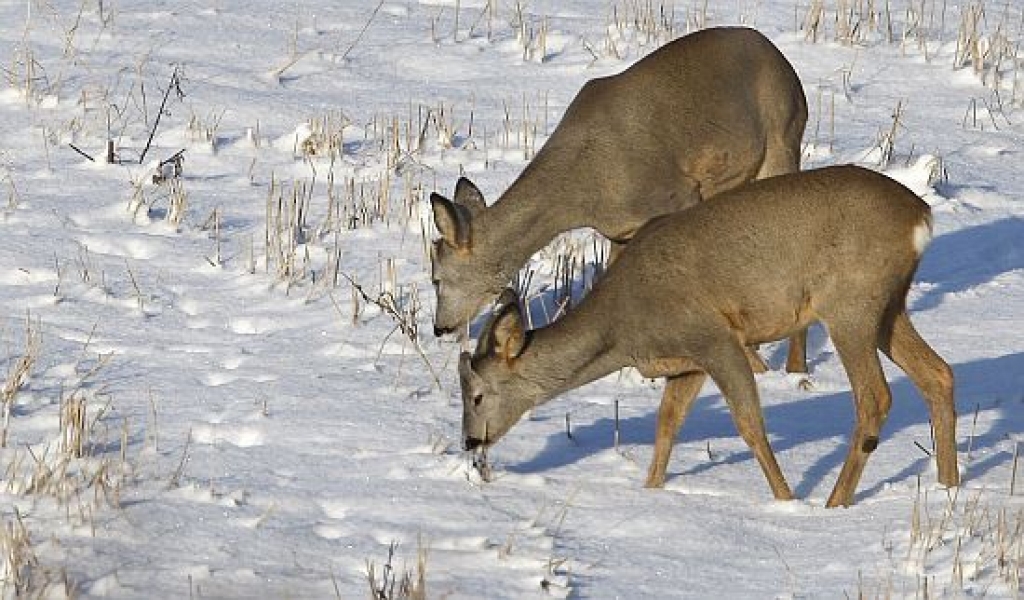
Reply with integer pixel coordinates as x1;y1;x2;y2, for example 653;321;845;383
340;272;442;391
139;65;184;164
341;0;386;61
1011;442;1020;496
3;313;42;448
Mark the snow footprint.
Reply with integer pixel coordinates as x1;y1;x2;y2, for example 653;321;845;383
315;499;352;541
77;235;161;261
192;422;264;448
200;355;251;387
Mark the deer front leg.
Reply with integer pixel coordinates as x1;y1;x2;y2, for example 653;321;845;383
645;371;707;488
703;340;794;501
827;326;894;508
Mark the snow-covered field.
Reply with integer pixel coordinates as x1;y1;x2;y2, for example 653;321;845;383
1;1;1023;597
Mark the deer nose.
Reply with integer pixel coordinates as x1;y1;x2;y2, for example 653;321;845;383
434;325;454;337
464;437;484;451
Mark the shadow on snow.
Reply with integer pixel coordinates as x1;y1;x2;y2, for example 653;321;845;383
506;351;1024;504
914;216;1024;311
496;217;1024;502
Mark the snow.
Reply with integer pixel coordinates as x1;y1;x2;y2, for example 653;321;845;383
1;1;1023;598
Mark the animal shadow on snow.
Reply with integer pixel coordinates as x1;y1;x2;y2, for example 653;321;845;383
507;351;1024;504
914;216;1024;311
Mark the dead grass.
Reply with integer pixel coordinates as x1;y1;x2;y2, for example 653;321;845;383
2;313;41;449
364;539;428;600
854;482;1024;598
797;0;1023;101
0;319;134;597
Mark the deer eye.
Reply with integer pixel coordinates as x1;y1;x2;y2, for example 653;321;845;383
473;394;483;407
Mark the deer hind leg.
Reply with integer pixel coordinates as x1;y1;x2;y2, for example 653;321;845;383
826;323;894;508
741;336;807;375
645;371;708;488
703;340;793;501
742;329;807;375
755;134;800;180
744;346;769;374
880;310;959;488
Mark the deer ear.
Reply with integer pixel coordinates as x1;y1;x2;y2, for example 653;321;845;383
476;290;522;359
458;351;473;374
454;177;487;215
431;192;473;251
458;351;478;383
490;301;527;361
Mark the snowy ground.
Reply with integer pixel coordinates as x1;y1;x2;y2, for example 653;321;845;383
1;1;1023;598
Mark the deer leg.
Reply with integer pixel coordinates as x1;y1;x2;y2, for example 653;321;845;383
755;136;800;180
784;329;809;374
879;310;959;488
827;325;893;508
744;345;769;374
645;371;708;488
703;340;793;501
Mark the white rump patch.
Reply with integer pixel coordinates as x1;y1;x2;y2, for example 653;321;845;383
912;216;933;255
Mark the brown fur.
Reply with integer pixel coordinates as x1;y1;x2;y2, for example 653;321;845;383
432;27;808;371
460;166;959;508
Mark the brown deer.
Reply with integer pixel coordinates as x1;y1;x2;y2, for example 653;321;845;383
430;26;809;372
458;166;959;508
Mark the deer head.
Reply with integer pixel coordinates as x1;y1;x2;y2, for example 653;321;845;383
430;177;509;338
458;289;536;451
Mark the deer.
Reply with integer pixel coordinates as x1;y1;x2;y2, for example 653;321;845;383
430;26;810;373
458;165;959;508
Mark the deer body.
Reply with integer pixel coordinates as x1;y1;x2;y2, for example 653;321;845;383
460;166;959;508
431;26;808;373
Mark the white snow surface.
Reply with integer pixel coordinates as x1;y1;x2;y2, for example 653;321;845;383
1;1;1023;598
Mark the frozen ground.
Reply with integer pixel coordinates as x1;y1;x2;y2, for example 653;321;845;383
1;1;1023;597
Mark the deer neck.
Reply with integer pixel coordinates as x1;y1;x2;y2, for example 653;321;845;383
516;303;624;407
478;153;595;284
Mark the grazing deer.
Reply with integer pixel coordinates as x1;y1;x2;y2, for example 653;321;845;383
431;26;809;372
459;166;959;508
